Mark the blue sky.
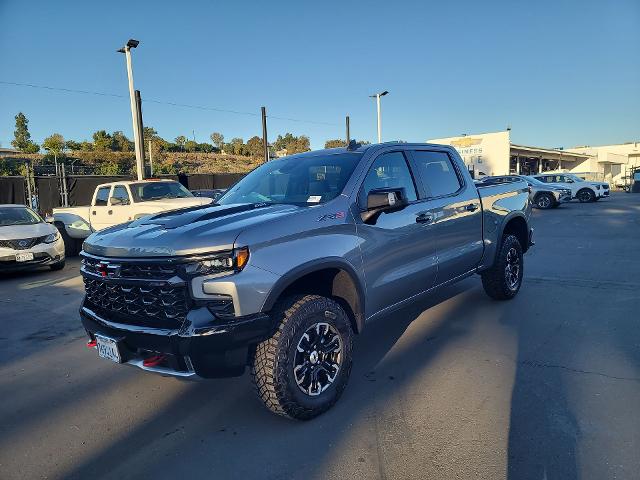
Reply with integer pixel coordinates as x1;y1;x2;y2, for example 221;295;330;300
0;0;638;150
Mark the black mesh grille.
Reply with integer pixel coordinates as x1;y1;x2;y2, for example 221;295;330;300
83;277;189;328
0;236;47;250
82;257;179;279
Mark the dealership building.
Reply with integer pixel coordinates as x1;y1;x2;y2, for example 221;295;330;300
427;130;640;184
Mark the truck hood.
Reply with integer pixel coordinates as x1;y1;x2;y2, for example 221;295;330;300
82;203;303;258
0;222;57;240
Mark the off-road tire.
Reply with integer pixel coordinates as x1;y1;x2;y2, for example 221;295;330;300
577;188;595;203
251;294;353;420
481;234;523;300
50;260;66;271
55;222;81;257
535;192;554;209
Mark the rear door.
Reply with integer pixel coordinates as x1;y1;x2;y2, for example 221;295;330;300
408;149;483;283
90;186;112;230
356;150;438;316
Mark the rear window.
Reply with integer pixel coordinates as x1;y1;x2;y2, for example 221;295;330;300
412;151;462;197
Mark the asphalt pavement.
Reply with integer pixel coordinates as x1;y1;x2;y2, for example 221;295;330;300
1;192;639;480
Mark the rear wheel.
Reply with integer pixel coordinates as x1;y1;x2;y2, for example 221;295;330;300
535;193;553;209
251;294;353;420
577;188;595;203
481;234;523;300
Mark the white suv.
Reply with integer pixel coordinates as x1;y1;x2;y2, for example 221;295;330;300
533;173;610;203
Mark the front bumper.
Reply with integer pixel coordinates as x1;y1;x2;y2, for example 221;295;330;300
80;303;274;378
0;239;65;271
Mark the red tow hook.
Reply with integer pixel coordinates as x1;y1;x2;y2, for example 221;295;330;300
86;340;97;348
143;354;166;367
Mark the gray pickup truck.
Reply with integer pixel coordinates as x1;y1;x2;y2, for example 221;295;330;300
79;142;533;420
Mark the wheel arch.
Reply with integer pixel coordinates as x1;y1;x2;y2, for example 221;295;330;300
262;259;365;334
501;214;529;253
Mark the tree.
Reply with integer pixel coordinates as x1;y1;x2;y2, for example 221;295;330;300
11;112;39;153
92;130;113;151
174;136;187;151
112;131;134;152
43;133;66;156
80;141;94;151
246;136;264;157
184;140;198;152
273;133;311;154
210;132;224;149
226;137;245;155
325;139;347;149
65;140;82;151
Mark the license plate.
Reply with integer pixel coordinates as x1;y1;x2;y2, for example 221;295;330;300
15;252;34;262
95;334;122;363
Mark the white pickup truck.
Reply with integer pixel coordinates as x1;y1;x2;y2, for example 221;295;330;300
52;180;212;255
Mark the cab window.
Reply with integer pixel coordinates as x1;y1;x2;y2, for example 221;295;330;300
360;152;418;205
111;185;130;205
94;186;111;206
412;151;462;197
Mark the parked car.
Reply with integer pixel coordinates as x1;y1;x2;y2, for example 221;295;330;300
533;173;609;202
0;204;65;272
79;142;533;420
190;188;227;201
479;175;572;209
52;180;212;256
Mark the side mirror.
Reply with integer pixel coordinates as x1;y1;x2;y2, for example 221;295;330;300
109;196;128;205
45;215;54;224
361;188;407;223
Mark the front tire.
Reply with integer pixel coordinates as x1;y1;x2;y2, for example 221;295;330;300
535;193;554;209
251;294;353;420
481;234;523;300
50;260;65;271
55;222;82;257
577;188;595;203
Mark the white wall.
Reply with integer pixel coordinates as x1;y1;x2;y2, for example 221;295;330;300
428;130;511;176
567;143;640;183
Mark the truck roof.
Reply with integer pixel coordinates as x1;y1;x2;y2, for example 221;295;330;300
93;179;179;189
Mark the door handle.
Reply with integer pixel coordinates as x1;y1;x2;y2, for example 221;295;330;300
108;210;113;215
465;203;479;212
416;213;434;224
91;211;96;215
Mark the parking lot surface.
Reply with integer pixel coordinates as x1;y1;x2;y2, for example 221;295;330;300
1;193;639;480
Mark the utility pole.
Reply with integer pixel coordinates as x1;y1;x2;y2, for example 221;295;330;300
134;89;146;166
346;116;350;144
117;39;144;180
261;106;269;162
369;91;388;143
148;140;154;177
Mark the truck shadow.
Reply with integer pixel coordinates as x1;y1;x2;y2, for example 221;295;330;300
60;279;483;479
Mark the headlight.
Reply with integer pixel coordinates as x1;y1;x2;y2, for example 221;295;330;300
44;230;60;244
184;247;250;276
595;185;601;190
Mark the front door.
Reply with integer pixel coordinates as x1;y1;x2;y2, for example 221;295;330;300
91;185;113;231
408;149;483;282
356;151;438;318
108;184;133;226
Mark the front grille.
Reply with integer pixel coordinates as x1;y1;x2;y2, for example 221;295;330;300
83;277;190;328
82;256;179;279
0;236;47;250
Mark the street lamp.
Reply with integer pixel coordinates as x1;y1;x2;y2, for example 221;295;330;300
369;90;388;143
117;39;144;180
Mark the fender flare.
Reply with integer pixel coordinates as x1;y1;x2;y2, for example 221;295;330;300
261;257;366;333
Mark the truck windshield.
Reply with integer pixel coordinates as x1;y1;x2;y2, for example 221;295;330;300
129;181;194;202
0;206;43;226
218;152;363;206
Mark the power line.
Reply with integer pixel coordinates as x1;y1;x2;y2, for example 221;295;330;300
0;80;339;126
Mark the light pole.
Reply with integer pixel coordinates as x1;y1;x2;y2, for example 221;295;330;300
117;39;144;180
369;90;388;143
